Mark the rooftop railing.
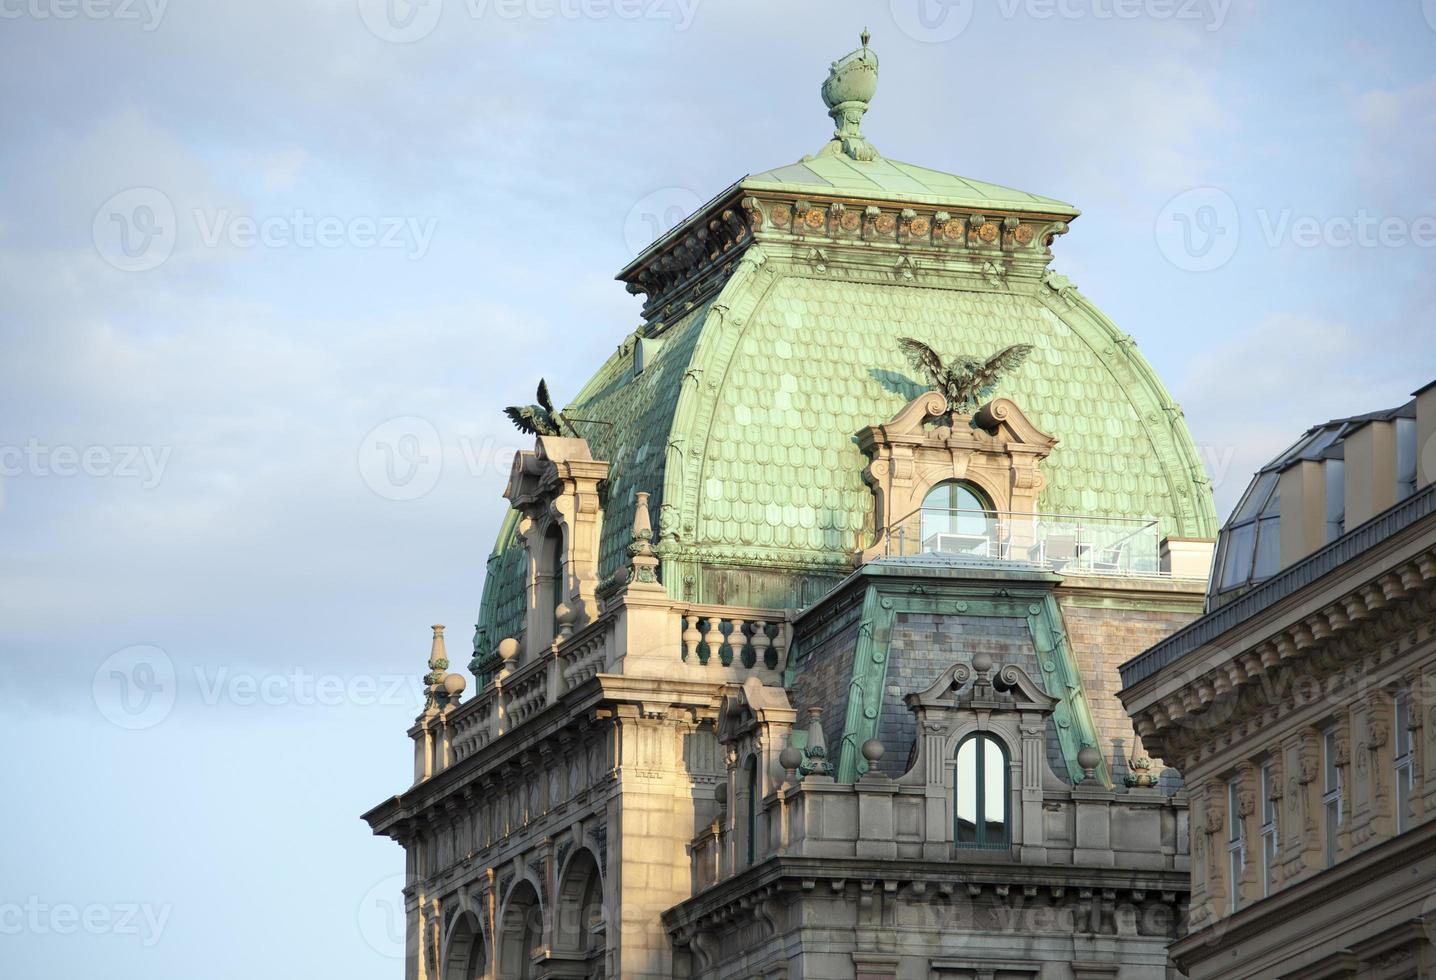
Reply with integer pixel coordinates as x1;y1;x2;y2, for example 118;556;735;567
881;506;1173;578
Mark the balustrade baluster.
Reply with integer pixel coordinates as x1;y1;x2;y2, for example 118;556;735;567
727;618;748;667
702;618;724;666
682;614;702;661
750;620;771;670
769;623;788;670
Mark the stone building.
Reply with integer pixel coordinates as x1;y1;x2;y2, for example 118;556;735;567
1119;383;1436;978
363;36;1220;980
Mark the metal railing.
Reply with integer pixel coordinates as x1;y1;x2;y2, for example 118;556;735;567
881;506;1168;577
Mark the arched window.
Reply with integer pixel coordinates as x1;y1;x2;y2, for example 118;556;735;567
955;733;1008;849
920;481;994;553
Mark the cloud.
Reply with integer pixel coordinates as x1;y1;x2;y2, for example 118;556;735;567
1175;312;1427;518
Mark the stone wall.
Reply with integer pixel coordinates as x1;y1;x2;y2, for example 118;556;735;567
1058;595;1199;785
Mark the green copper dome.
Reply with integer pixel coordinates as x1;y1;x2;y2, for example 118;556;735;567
474;40;1216;656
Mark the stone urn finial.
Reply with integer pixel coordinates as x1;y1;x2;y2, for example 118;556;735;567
818;31;880;162
1124;755;1159;788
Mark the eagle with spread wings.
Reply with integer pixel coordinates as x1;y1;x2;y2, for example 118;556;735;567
897;338;1034;416
504;379;567;437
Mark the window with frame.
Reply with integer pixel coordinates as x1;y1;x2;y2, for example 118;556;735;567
920;481;995;554
1260;763;1278;897
1323;727;1343;867
1394;688;1415;834
1227;778;1246;911
955;733;1008;849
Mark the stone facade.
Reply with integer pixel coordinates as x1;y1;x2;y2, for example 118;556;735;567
1119;386;1436;978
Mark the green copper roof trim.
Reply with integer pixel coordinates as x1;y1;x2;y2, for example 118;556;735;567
741;156;1080;216
824;571;1108;787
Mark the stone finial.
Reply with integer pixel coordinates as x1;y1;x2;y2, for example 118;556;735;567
497;637;519;678
625;491;662;589
818;30;880;162
861;738;885;765
1077;745;1102;783
554;602;577;638
424;625;450;707
801;707;833;777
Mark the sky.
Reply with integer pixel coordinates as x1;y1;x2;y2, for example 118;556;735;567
1;1;1434;977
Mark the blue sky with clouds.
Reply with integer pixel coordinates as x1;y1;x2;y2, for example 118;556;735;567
2;1;1434;976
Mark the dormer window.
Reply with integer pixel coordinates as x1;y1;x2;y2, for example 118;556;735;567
955;732;1008;849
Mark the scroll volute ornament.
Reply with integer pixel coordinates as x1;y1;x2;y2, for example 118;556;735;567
856;393;1057;564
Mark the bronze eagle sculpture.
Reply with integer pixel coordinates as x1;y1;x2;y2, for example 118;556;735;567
504;379;566;437
897;338;1034;416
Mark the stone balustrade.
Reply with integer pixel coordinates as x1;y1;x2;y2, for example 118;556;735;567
691;773;1188;893
677;603;790;683
418;597;793;781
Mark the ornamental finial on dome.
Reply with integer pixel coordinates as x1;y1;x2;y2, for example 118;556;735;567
818;29;880;162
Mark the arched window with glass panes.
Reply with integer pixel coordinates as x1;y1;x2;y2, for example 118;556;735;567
954;732;1009;849
920;481;995;557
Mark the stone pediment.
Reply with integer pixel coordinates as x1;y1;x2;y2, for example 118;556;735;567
858;393;1057;452
505;436;605;510
858;393;1059;563
905;660;1058;714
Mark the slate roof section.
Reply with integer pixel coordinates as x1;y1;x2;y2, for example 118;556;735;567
693;276;1204;558
475;259;1218;654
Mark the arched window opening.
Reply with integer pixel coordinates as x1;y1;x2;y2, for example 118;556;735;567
955;733;1009;849
442;911;486;980
531;525;565;646
555;848;604;971
920;481;995;556
498;881;543;980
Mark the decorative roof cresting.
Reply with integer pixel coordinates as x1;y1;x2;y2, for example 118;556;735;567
818;29;880;162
